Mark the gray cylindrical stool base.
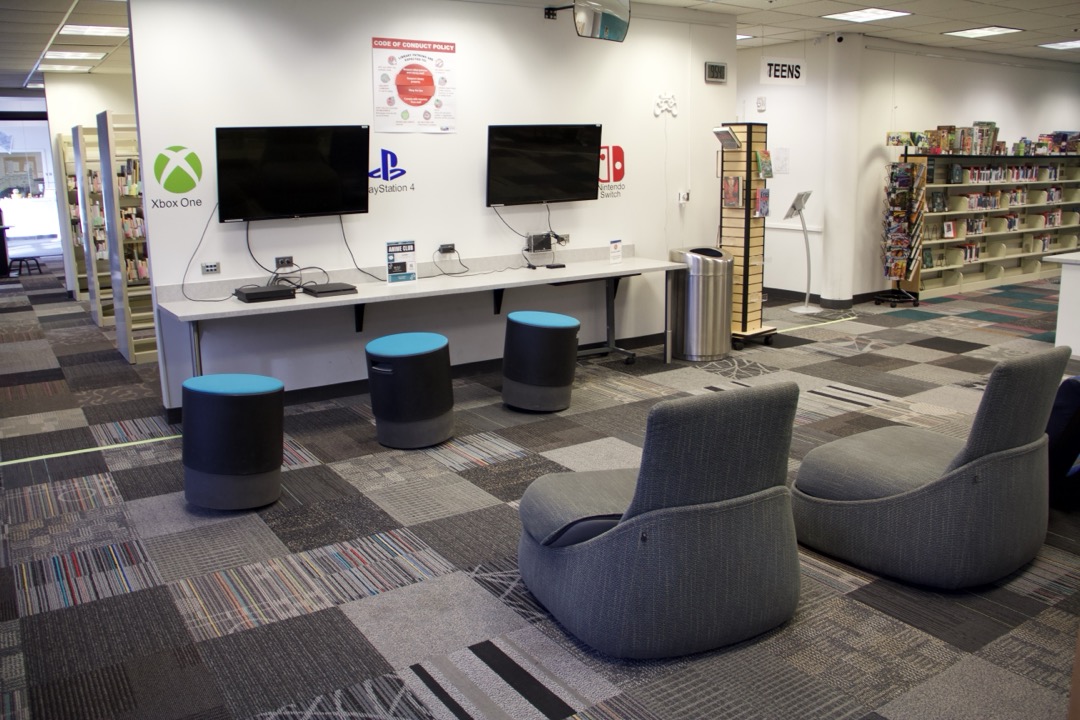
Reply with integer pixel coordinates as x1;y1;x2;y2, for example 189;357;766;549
182;373;284;510
185;467;281;510
503;311;580;412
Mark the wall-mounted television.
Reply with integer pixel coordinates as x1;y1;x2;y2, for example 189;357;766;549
486;124;602;207
216;125;370;223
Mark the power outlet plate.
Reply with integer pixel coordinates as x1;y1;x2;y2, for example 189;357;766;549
201;262;220;274
438;243;455;254
275;256;294;269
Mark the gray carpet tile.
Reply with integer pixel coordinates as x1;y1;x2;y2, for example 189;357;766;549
362;470;503;527
566;397;673;447
423;432;530;474
81;396;169;426
331;449;450;493
0;451;109;490
260;502;370;553
61;362;142;392
109;459;185;501
0;385;79;420
0;407;86;439
321;494;400;539
21;586;190;685
254;674;436;720
468;556;550;625
5;502;133;566
125;491;252;540
0;340;60;374
55;350;125;368
259;464;361;515
196;608;394;718
848;579;1047;653
976;607;1078;695
142;514;290;584
0;367;65;388
119;644;230;720
460;454;572;502
874;656;1066;720
27;663;137;720
632;631;871;720
542;437;642;472
339;572;531;670
0;426;98;461
492;414;607;454
3;471;121;524
793;360;940;397
411;503;523;569
282;406;381;463
102;438;182;472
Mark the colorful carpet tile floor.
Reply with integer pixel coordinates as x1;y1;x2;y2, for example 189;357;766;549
1;258;1079;719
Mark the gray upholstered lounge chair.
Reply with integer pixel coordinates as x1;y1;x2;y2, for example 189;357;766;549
791;345;1072;590
517;382;801;660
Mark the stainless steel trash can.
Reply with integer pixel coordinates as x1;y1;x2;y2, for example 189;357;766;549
668;247;733;361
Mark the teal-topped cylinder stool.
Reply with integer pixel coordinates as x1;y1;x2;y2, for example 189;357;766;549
365;332;454;449
182;373;284;509
503;310;580;412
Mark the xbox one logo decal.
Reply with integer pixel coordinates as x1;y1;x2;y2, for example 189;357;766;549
154;146;202;193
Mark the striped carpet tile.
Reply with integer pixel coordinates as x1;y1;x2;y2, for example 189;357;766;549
282;435;321;469
405;631;616;720
4;474;121;524
13;540;161;616
571;694;666;720
0;380;67;402
89;416;178;445
424;432;528;473
994;546;1080;604
171;529;455;641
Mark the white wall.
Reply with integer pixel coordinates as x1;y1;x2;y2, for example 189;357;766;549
127;0;737;405
738;36;1080;301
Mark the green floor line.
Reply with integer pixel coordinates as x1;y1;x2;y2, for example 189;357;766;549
777;315;857;333
0;434;182;467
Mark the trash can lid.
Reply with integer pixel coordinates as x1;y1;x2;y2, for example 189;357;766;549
366;332;448;357
669;246;732;275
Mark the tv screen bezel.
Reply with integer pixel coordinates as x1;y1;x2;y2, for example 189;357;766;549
215;124;370;223
485;123;603;207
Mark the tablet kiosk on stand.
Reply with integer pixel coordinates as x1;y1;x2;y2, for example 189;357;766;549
784;191;821;315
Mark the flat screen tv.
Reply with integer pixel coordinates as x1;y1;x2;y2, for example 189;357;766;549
216;125;370;223
486;124;602;207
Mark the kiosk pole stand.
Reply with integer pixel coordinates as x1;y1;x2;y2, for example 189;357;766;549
784;191;821;315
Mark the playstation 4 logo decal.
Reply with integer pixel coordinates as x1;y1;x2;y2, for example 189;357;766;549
599;145;625;199
369;149;414;194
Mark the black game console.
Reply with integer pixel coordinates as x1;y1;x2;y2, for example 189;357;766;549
301;282;358;297
234;285;296;303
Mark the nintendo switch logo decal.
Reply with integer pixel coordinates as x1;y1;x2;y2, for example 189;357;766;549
599;145;625;199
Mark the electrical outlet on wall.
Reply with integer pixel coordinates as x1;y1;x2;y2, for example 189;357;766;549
275;256;294;269
201;262;220;274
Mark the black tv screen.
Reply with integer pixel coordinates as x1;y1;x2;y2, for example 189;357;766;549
216;125;370;223
486;124;602;207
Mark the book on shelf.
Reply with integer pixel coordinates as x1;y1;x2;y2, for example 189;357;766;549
755;150;774;179
943;220;956;239
722;176;743;208
753;187;770;217
929;191;947;213
948;164;964;184
713;127;742;150
922;247;934;269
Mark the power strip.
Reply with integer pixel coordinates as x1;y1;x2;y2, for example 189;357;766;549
527;233;552;252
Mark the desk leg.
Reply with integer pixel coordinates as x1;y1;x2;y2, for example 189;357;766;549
576;277;635;364
664;269;673;364
190;320;203;376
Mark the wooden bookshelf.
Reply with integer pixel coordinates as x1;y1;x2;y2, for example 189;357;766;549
717;122;775;349
98;111;156;364
71;125;114;327
904;152;1080;299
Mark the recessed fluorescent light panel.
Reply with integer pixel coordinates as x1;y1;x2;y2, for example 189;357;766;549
60;24;129;37
945;26;1021;38
26;83;45;89
38;64;93;73
822;8;909;23
736;34;753;40
1040;40;1080;50
45;51;107;60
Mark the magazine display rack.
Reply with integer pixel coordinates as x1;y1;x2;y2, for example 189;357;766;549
71;125;114;327
876;159;926;307
905;151;1080;298
717;122;775;349
98;111;156;364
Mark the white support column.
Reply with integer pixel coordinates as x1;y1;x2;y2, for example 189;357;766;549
821;32;863;308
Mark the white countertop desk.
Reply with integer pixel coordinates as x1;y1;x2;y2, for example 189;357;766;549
1043;251;1080;355
157;256;686;376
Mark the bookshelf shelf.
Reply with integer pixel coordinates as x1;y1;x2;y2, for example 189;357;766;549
98;110;156;364
71;125;114;327
904;152;1080;299
717;123;776;349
